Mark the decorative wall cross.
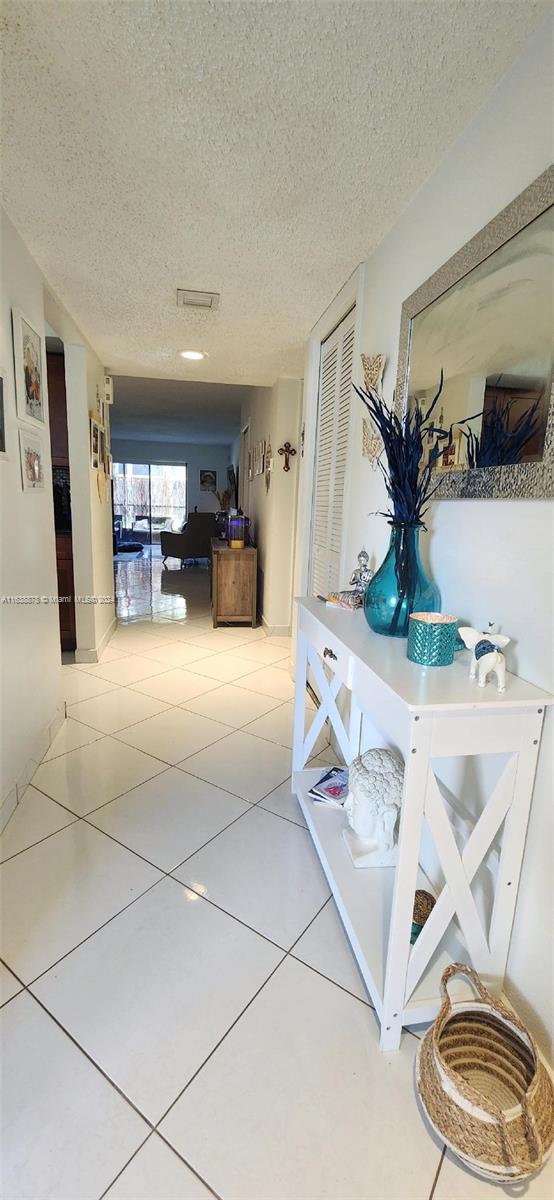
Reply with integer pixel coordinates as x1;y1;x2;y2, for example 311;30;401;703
278;442;297;471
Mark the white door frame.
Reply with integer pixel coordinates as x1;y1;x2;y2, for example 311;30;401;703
293;264;366;618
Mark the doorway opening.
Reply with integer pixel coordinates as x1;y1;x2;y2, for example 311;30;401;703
46;336;76;652
238;424;250;513
112;462;188;550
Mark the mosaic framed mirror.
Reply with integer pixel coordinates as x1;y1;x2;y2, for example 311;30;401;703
396;166;554;499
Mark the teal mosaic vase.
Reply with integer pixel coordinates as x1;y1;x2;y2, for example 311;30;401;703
364;523;440;638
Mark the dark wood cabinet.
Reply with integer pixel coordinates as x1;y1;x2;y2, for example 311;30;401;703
56;534;77;648
47;347;76;651
211;539;257;627
47;351;70;463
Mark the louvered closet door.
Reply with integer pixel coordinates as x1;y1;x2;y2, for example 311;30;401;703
309;309;355;596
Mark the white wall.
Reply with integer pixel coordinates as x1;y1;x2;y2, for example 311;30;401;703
0;213;63;814
243;379;302;631
299;21;554;1051
110;437;234;514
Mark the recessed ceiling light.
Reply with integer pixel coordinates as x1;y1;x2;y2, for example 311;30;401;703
180;349;207;361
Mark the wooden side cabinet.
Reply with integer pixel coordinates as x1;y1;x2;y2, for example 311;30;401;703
211;539;257;627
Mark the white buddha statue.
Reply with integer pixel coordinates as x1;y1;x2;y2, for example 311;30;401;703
343;747;404;868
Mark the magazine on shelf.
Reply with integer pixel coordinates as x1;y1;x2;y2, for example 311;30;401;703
308;766;349;808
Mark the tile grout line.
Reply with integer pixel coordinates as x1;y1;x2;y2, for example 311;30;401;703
178;693;287;723
154;1131;224;1200
44;715;107;755
62;703;178;738
3;962;155;1127
0;812;79;866
96;1132;153;1200
24;789;318;964
154;893;365;1133
27;761;171;823
4;835;289;993
71;657;207;687
165;875;288;954
5;735;298;872
72;642;294;703
98;1129;224;1200
173;762;292;806
108;725;237;768
2;863;362;1062
51;684;296;772
90;693;291;744
5;763;312;879
84;807;259;880
9;877;165;989
2;963;224;1200
153;954;288;1129
428;1144;447;1199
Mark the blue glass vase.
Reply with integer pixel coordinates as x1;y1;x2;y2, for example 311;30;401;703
364;523;440;638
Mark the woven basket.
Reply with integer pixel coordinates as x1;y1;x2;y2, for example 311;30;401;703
416;963;554;1182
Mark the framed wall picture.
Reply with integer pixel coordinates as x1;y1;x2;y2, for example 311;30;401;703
90;419;100;469
254;440;266;475
19;426;45;490
12;308;47;428
199;468;217;492
104;374;114;405
99;425;106;469
0;369;7;459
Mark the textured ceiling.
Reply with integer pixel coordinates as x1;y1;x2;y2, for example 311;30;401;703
110;376;247;444
1;1;548;386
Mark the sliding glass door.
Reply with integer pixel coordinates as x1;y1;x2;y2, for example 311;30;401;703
113;462;187;545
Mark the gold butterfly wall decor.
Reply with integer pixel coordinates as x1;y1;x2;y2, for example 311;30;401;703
361;353;386;394
361;354;386;467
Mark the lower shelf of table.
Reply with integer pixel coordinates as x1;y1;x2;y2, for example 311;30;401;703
293;769;470;1027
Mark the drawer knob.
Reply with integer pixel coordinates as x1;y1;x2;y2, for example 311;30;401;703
323;646;337;661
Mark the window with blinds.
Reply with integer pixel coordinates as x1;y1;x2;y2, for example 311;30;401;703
309;309;355;597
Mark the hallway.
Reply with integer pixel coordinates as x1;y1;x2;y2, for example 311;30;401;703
1;2;553;1195
2;560;447;1200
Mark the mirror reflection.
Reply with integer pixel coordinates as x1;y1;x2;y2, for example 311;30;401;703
408;206;554;470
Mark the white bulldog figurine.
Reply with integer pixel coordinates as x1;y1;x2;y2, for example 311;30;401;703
342;748;404;868
459;626;511;692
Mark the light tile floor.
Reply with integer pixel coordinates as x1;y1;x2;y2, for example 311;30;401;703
2;562;551;1199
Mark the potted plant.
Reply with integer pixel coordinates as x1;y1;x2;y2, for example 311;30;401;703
354;372;453;637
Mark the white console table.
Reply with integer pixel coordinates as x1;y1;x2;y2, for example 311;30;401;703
292;597;552;1051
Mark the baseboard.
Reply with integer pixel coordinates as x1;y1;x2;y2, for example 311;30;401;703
261;615;292;637
75;614;117;664
1;701;66;833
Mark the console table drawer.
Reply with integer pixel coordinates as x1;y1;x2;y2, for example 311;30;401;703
300;607;353;687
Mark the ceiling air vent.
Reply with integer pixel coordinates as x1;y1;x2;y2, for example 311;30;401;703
176;289;220;311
